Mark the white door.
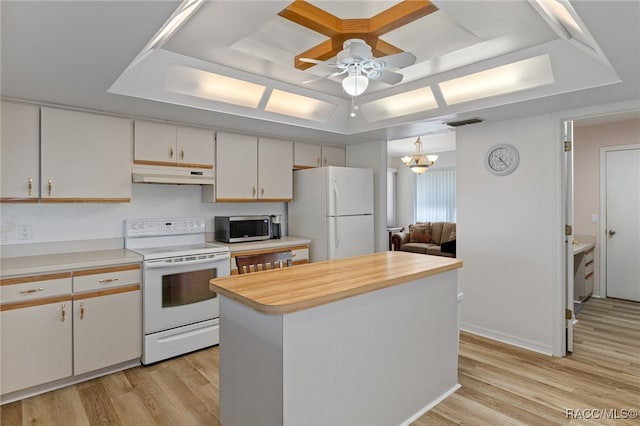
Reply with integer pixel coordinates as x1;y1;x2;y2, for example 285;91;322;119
605;147;640;301
328;215;374;260
328;167;374;216
563;120;575;354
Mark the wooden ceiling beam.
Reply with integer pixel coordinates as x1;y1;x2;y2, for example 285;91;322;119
369;1;439;36
280;0;438;69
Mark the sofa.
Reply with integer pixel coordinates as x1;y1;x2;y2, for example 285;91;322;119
391;222;456;257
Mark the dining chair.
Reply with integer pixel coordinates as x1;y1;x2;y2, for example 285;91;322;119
235;251;293;274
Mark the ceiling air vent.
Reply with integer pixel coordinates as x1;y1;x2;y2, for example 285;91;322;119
445;118;484;127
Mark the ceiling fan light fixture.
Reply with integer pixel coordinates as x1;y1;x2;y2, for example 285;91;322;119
342;74;369;97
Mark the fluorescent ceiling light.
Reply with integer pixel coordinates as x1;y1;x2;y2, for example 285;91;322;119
439;55;555;105
144;0;204;52
165;64;266;109
360;88;438;122
536;0;593;49
265;90;336;122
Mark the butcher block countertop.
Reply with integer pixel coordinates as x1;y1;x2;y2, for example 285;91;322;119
210;251;462;314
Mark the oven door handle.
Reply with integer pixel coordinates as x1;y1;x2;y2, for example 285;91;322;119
144;254;229;269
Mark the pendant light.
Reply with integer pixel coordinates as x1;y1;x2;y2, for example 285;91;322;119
401;137;438;174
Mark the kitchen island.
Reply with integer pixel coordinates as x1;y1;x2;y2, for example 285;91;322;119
210;251;463;426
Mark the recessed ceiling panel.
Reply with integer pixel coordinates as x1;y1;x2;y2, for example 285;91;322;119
439;54;555;105
165;64;266;108
265;89;336;121
360;87;438;122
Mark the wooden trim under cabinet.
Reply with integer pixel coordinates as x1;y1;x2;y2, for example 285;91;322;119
0;272;72;286
293;165;316;170
0;198;40;203
73;264;140;277
40;198;131;203
134;159;213;169
0;294;72;311
73;284;140;301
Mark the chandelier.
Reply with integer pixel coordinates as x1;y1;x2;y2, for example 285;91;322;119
401;137;438;174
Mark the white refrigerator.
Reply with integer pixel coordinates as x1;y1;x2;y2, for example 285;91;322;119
289;166;374;262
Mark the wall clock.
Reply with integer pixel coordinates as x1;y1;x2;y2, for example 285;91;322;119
486;144;520;176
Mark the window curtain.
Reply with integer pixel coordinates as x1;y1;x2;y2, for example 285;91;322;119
416;168;456;222
387;168;397;227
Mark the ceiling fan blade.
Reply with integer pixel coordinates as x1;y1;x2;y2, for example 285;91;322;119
302;69;346;84
372;51;416;70
367;69;404;85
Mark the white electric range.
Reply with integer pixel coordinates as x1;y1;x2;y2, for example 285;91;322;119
124;217;230;364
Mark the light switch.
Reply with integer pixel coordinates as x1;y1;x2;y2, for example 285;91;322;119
591;214;598;223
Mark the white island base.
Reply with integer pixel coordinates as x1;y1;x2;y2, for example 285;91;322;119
218;268;460;425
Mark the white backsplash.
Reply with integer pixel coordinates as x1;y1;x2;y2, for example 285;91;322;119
0;184;286;246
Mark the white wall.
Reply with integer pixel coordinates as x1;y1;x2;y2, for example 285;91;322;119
0;184;286;245
456;114;562;355
346;140;388;253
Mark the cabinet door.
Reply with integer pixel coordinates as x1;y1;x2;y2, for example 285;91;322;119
134;120;177;165
216;132;258;201
73;287;141;375
294;142;321;169
177;126;214;168
41;108;132;201
1;102;40;201
1;299;73;395
322;145;346;167
258;138;293;201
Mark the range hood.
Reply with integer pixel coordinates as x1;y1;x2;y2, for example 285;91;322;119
132;165;214;185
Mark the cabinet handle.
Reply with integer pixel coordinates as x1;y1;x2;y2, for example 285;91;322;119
19;287;44;294
28;177;33;196
169;147;174;159
261;187;264;196
61;304;66;322
98;277;119;283
48;179;52;196
180;148;185;160
323;157;327;166
80;302;85;320
252;186;256;197
317;157;321;166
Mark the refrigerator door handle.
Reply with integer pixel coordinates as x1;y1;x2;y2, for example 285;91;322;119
332;180;339;217
335;217;339;250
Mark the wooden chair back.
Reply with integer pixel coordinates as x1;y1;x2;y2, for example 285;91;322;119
235;251;293;274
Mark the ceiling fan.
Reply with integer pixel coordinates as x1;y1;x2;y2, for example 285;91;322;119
300;39;417;97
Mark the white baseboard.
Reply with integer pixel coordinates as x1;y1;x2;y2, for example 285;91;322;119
400;384;461;426
460;322;553;356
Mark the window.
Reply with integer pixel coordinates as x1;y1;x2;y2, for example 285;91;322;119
416;168;456;222
387;168;397;227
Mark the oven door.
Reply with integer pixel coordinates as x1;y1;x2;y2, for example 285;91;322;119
143;254;230;335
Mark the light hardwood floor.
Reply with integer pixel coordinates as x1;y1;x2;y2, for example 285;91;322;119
2;297;638;425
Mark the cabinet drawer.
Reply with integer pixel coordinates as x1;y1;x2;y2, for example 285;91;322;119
585;249;594;263
292;247;309;265
73;264;141;293
1;273;72;304
585;261;594;276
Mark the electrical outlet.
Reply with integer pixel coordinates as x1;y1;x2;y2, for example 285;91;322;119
18;225;32;240
591;214;599;224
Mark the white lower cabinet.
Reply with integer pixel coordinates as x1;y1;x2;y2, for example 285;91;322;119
0;263;141;399
1;299;73;395
73;288;141;375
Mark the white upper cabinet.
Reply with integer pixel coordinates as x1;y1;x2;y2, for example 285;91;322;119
134;120;213;169
40;108;132;202
258;137;294;201
294;142;322;169
293;142;345;168
321;145;346;167
214;132;292;202
1;102;40;201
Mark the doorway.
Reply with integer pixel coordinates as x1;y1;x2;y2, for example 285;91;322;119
563;111;640;355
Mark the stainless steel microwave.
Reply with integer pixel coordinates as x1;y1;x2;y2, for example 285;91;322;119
214;215;271;243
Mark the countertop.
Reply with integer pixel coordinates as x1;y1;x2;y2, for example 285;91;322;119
0;249;142;278
210;251;462;315
573;241;595;255
211;236;311;253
